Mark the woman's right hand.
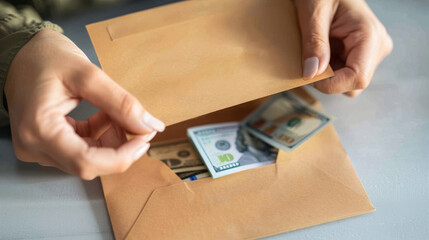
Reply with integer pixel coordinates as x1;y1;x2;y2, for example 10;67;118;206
295;0;393;97
5;29;165;180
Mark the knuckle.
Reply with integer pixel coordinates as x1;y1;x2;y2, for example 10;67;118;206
81;174;97;181
72;161;85;177
350;29;373;44
316;86;332;95
354;73;370;90
324;87;336;95
363;21;378;34
13;145;28;162
314;80;336;95
34;108;65;141
383;32;394;55
116;160;131;173
373;22;393;56
324;81;337;94
71;64;103;93
82;64;102;79
13;113;41;147
119;93;140;119
16;126;38;146
347;91;360;98
360;17;380;33
306;33;329;51
74;163;94;180
73;148;99;180
81;65;102;85
73;153;92;178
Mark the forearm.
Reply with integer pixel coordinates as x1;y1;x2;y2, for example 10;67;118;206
0;1;63;126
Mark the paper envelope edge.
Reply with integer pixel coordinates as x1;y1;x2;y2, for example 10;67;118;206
100;156;183;240
123;125;375;240
123;92;374;239
85;0;335;127
84;0;369;238
99;89;374;240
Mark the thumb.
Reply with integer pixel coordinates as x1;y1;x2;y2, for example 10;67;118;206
67;64;165;135
294;0;336;79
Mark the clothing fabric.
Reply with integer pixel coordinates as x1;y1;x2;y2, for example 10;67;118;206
0;1;62;125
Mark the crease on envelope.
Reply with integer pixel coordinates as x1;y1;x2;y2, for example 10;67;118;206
276;116;370;198
100;89;375;240
86;0;374;239
183;181;197;194
100;156;182;240
312;163;369;198
123;126;374;239
271;89;369;197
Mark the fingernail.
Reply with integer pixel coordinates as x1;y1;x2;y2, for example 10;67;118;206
142;131;157;142
133;143;150;160
142;112;165;132
303;56;319;80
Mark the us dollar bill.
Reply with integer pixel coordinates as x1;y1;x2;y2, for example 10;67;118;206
177;170;208;179
187;122;277;178
242;91;335;152
148;140;207;175
182;172;211;182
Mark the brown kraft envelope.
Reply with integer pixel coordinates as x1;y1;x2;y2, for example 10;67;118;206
86;0;374;239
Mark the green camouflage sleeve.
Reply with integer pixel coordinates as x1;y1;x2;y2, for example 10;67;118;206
0;1;63;126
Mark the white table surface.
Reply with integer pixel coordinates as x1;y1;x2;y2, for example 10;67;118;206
1;0;428;239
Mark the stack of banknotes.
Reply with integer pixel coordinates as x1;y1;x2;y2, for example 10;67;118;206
148;91;334;181
148;140;210;181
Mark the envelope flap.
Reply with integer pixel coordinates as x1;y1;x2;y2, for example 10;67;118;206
125;125;374;239
86;0;334;126
98;88;318;240
276;118;370;198
100;156;181;240
127;163;372;240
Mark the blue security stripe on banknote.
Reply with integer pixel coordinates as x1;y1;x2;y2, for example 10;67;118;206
242;91;335;152
183;172;211;182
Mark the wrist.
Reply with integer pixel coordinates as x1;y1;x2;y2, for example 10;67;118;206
3;28;62;101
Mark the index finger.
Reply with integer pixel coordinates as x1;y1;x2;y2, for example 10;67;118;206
41;117;150;180
65;64;165;135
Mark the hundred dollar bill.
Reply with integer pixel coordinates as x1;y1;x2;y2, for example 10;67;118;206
148;140;207;174
242;91;335;152
187;122;277;178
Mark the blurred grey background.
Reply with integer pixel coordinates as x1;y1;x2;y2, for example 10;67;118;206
1;0;428;239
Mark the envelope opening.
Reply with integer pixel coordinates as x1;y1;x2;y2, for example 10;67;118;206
148;94;269;182
88;0;373;238
124;123;375;239
153;87;315;142
101;88;374;240
149;88;316;181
